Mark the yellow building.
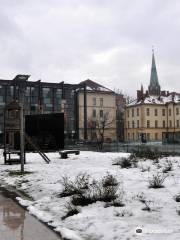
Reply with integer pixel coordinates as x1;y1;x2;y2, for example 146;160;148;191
125;53;180;142
77;79;117;142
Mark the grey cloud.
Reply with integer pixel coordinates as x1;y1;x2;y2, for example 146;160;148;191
0;0;180;96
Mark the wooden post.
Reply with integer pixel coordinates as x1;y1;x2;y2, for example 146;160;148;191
84;83;87;140
20;104;24;174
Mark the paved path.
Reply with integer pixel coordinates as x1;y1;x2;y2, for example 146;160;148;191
0;192;61;240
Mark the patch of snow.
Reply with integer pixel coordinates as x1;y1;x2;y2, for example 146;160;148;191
0;150;180;239
127;92;180;106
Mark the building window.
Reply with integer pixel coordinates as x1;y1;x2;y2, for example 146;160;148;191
6;86;14;103
127;109;129;118
93;98;96;106
42;87;53;113
92;121;96;128
163;120;166;128
132;133;135;140
155;133;158;140
154;109;158;116
146;108;150;116
169;108;171;116
100;110;103;118
169;120;172;127
54;89;62;112
137;120;139;128
137;108;139;116
176;108;179;115
147;120;150;128
93;109;96;118
132;108;134;117
128;133;130;140
31;87;39;106
162;109;165;116
0;86;6;105
155;120;158;128
128;121;129;128
100;98;103;107
147;133;150;141
132;121;135;128
177;120;179;127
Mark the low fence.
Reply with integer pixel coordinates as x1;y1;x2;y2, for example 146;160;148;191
65;141;180;154
104;143;180;154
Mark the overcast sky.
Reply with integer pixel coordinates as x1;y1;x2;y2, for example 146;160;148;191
1;0;180;97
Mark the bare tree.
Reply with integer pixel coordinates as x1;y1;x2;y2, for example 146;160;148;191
88;111;115;150
114;88;135;104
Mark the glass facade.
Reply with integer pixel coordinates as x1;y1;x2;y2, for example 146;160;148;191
0;80;78;142
54;89;62;112
30;86;39;114
6;86;14;103
63;88;76;138
0;86;6;106
42;87;53;113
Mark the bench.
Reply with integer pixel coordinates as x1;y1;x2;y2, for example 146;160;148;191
3;150;26;164
59;150;80;159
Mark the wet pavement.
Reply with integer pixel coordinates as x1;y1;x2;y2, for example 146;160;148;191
0;191;61;240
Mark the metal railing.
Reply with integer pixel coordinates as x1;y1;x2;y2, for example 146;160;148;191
65;141;180;154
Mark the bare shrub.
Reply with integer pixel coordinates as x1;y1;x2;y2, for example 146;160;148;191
62;202;80;220
174;194;180;202
137;193;152;211
75;172;90;190
71;193;94;206
71;173;124;206
113;156;137;168
59;176;77;197
104;198;125;208
177;209;180;216
100;184;119;202
163;159;173;173
115;209;133;217
148;172;167;188
102;172;119;187
59;173;90;197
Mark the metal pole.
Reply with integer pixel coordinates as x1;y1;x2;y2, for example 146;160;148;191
20;104;24;174
84;83;87;140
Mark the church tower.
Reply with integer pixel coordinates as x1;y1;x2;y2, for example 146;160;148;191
148;50;161;96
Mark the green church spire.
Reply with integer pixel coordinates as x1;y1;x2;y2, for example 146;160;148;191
148;50;161;96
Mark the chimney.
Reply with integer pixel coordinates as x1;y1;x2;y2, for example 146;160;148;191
137;90;144;101
161;91;166;97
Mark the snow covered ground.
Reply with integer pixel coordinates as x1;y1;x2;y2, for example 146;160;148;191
0;150;180;240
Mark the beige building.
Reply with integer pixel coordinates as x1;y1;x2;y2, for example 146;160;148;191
125;52;180;142
77;79;117;141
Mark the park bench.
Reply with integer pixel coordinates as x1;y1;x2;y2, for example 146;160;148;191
3;149;25;164
59;150;80;159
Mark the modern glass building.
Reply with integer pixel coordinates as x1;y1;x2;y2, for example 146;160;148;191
0;75;78;142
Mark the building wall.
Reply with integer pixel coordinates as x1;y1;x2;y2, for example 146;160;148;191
0;77;119;143
125;103;180;142
78;91;117;141
0;79;77;140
